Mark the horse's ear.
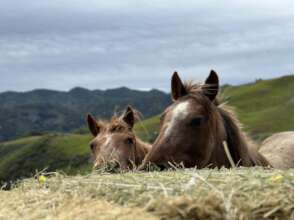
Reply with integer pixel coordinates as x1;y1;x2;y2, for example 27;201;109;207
203;70;219;101
87;114;100;136
171;71;187;100
121;106;135;128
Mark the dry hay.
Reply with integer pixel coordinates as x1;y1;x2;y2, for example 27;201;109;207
0;167;293;220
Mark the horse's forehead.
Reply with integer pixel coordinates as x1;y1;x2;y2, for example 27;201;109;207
94;133;113;144
95;129;129;143
164;100;191;137
172;101;191;119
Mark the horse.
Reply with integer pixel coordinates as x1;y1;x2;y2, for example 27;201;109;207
141;70;271;169
87;106;151;170
259;132;294;169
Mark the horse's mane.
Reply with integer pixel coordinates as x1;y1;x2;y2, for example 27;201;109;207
95;107;143;132
184;81;270;167
218;105;254;166
184;81;203;94
95;111;141;137
184;81;220;105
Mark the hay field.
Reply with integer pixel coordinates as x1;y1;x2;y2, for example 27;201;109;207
0;168;293;220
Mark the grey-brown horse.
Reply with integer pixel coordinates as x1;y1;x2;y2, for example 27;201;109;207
260;132;294;169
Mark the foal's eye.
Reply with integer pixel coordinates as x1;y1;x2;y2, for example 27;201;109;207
125;138;134;145
110;126;122;133
189;117;205;127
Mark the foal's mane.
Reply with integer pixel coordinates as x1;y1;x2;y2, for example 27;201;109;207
183;81;270;167
97;108;143;133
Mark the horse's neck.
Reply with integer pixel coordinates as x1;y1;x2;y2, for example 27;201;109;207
135;137;151;164
213;107;270;167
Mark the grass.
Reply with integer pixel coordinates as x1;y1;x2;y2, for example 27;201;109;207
134;115;161;142
0;134;92;184
1;168;293;219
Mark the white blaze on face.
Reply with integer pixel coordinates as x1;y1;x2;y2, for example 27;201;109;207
94;134;113;149
94;134;114;166
164;101;190;138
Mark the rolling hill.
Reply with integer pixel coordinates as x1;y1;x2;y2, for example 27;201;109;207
0;134;92;185
222;75;294;140
1;74;294;184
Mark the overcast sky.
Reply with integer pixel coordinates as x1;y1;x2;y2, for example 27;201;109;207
0;0;294;92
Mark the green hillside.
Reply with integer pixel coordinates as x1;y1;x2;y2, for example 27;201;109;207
222;75;294;140
1;74;294;184
134;115;161;142
0;134;92;184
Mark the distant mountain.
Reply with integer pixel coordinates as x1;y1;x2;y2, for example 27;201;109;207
0;87;171;142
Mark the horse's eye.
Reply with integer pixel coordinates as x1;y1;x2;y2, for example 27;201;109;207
189;117;204;127
90;143;95;152
110;128;115;132
111;126;121;132
125;138;134;145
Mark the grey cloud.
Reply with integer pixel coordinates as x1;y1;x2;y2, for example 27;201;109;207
0;0;294;92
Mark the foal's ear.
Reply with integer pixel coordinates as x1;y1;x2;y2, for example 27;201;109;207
171;71;187;101
87;114;101;137
121;106;135;129
203;70;219;101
